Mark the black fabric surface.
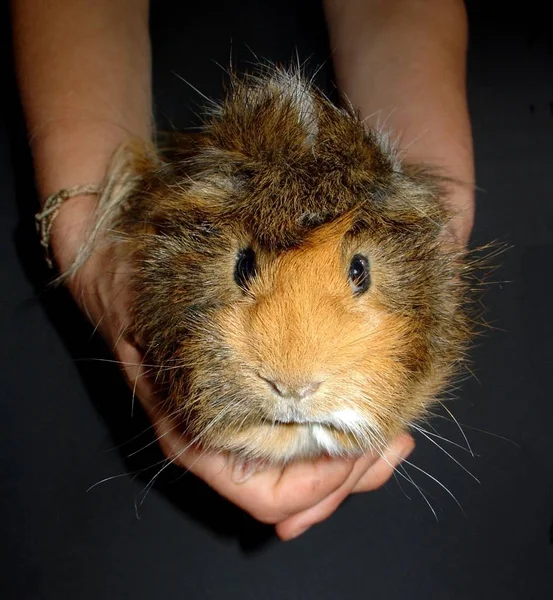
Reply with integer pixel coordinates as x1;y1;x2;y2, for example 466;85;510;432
1;1;552;598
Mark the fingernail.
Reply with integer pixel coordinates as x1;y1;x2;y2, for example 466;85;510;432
385;438;415;469
397;442;415;464
231;459;258;484
288;525;310;540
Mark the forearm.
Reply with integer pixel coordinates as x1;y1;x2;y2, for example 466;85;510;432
12;0;152;268
324;0;474;243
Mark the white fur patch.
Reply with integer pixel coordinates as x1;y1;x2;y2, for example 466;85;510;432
328;409;366;432
311;424;339;453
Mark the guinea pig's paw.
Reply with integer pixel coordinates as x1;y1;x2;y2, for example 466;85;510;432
231;457;268;484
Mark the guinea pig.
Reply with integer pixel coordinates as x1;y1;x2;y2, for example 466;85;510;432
83;67;472;465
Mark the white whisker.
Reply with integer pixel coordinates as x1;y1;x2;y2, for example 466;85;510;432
401;457;466;517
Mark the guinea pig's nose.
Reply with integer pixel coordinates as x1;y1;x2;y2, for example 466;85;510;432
262;377;321;400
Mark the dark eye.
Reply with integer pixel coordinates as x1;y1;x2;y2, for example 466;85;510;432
348;254;370;295
234;247;256;290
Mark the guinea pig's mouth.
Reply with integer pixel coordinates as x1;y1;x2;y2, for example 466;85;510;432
267;405;320;425
267;407;368;432
271;415;314;425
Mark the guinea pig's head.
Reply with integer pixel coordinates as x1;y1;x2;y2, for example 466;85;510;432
124;69;470;464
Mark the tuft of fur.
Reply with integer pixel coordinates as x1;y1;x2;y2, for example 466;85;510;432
74;67;476;464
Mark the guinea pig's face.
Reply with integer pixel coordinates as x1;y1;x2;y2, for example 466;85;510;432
151;212;457;465
212;221;413;462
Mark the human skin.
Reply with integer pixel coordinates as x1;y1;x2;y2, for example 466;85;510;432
324;0;474;246
12;0;471;540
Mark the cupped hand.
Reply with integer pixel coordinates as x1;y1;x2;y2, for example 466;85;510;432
51;196;415;541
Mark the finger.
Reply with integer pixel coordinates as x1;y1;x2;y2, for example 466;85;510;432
115;338;146;389
276;434;415;540
178;449;361;524
275;452;377;541
352;434;415;493
116;338;163;413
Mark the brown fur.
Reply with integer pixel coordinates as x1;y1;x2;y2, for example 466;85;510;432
88;67;473;464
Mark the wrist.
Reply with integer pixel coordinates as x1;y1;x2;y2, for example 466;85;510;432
31;118;138;203
30;120;149;273
47;192;99;274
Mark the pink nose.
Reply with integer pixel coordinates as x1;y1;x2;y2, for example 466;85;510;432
262;377;321;400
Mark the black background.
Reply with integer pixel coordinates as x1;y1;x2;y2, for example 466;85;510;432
1;1;552;598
